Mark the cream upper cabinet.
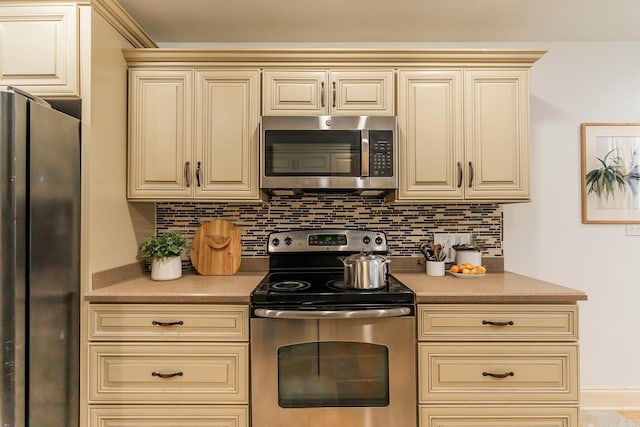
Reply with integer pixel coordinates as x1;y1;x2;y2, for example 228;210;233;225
0;4;79;97
127;68;261;201
465;70;530;200
262;70;394;116
397;70;464;200
128;69;193;198
396;69;530;202
195;69;260;200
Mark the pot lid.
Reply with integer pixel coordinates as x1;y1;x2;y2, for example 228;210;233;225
452;244;480;251
344;252;388;262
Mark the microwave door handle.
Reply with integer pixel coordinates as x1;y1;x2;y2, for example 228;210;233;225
361;129;370;177
253;307;411;319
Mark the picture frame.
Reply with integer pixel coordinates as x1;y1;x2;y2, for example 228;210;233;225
581;123;640;223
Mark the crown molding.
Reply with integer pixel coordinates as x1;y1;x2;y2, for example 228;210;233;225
123;48;546;68
91;0;156;48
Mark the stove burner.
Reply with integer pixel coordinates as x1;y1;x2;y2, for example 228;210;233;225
269;280;311;292
327;279;387;292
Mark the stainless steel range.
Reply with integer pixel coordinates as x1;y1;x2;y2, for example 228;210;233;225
250;229;416;427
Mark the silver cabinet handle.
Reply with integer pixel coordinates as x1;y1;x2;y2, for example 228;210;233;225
253;307;411;319
321;82;325;107
184;162;191;187
196;161;201;187
468;161;474;188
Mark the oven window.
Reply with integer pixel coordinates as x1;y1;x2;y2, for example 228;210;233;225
264;130;361;176
277;341;389;408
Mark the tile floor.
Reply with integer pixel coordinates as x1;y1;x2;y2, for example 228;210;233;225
581;411;640;426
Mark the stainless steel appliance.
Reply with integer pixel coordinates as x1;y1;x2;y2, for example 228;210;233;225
1;88;80;427
260;116;397;194
250;229;416;427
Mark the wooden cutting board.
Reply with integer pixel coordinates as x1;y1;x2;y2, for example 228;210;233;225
190;219;242;275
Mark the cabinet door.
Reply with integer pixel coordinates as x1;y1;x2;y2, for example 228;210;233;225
397;70;463;200
465;70;530;200
262;70;328;115
195;70;260;200
128;69;193;199
331;70;394;115
0;5;78;97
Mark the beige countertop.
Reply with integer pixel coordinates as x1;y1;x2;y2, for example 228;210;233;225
85;270;587;304
395;271;588;304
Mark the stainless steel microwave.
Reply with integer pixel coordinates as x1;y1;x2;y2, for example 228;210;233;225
260;116;397;194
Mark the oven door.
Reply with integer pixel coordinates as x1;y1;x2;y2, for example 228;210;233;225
250;309;416;427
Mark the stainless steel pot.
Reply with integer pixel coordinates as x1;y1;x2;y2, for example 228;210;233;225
339;253;390;289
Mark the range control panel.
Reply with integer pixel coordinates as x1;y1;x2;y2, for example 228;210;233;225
268;229;387;253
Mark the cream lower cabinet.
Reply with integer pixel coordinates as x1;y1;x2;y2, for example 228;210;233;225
262;69;394;116
0;4;79;97
397;69;530;202
87;304;249;427
127;68;261;201
417;304;579;427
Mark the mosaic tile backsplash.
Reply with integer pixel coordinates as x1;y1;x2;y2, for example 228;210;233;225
156;195;503;263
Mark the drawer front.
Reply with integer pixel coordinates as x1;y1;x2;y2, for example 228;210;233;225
89;405;249;427
418;304;578;341
89;343;248;404
418;343;578;404
88;304;249;341
420;406;578;427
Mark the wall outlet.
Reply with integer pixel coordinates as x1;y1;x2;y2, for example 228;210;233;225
434;233;471;262
626;224;640;236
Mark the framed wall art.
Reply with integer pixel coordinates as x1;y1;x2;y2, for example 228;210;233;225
581;123;640;223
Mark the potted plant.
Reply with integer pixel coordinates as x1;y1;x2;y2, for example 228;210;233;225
585;148;628;201
140;231;189;281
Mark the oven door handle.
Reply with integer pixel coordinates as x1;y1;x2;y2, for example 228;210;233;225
253;307;411;319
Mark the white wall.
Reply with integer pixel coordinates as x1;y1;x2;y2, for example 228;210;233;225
504;42;640;390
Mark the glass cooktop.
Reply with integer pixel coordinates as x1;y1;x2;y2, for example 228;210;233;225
250;270;415;307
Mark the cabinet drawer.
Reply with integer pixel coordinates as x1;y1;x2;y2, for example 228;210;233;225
89;405;249;427
88;304;249;341
420;406;578;427
88;343;248;404
418;343;578;404
418;304;578;341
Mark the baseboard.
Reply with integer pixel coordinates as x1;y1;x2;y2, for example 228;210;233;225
581;389;640;410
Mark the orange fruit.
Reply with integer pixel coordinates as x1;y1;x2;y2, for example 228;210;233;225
477;266;487;274
462;268;471;274
450;265;460;273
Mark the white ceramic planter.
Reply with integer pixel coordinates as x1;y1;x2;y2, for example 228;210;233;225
150;256;182;281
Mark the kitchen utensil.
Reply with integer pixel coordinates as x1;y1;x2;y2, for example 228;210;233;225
190;219;242;275
420;242;447;262
339;252;390;289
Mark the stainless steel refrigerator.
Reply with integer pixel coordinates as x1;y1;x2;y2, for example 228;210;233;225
1;88;80;427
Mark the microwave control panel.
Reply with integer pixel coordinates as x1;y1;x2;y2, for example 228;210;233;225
369;130;394;177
